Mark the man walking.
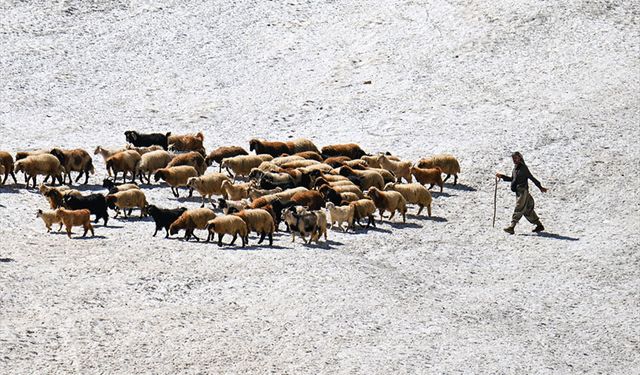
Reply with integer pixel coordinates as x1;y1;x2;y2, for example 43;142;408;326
496;152;548;234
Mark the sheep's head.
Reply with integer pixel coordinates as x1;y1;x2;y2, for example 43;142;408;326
186;177;199;188
124;131;138;143
36;209;43;218
14;160;24;173
169;225;180;235
154;170;165;182
384;182;396;191
249;139;258;152
105;195;117;209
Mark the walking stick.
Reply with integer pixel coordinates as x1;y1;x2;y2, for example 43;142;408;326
492;176;498;227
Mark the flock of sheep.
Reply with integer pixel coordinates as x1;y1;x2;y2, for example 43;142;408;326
0;131;461;246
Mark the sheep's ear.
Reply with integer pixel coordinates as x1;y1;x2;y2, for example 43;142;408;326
166;132;172;137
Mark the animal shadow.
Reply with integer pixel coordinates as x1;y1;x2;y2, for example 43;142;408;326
0;258;15;263
431;191;455;198
447;183;476;192
521;232;579;241
387;221;422;229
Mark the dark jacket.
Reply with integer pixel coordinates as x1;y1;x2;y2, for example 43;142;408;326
501;163;542;195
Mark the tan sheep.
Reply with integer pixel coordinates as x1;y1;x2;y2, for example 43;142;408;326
0;151;18;185
325;202;355;232
349;199;377;229
377;154;412;183
106;189;148;218
55;208;94;238
137;150;174;183
361;153;400;168
36;209;63;232
105;150;141;183
221;180;252;201
384;182;432;216
272;155;305;166
169;208;216;241
248;186;283;201
14;154;65;188
187;173;231;207
154;166;199;197
339;165;384;191
221;154;274;180
280;159;320;169
15;149;49;161
205;146;249;171
166;151;207;175
366;187;407;223
417;154;461;185
125;144;164;155
410;166;444;192
206;215;249;247
93;146;126;168
248;187;309;208
233;208;275;246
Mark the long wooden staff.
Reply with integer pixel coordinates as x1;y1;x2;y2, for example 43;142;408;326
492;176;498;227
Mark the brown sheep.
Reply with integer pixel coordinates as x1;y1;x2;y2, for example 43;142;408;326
411;166;444;192
168;132;205;153
377;154;412;183
205;146;249;171
167;151;207;175
233;208;276;246
339;165;384;191
206;215;249;247
169;208;216;241
291;151;323;161
50;148;94;185
15;149;49;161
349;199;377;229
323;156;352;168
14;154;65;188
0;151;18;185
55;208;94;238
105;150;141;183
290;190;325;210
154;166;199;197
417;154;461;185
366;187;407;223
250;138;320;157
321;143;367;160
384;182;432;216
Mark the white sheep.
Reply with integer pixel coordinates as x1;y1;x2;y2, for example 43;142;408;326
187;173;231;207
137;150;174;183
14;154;65;188
377;154;412;183
325;202;355;232
106;189;148;218
221;180;252;201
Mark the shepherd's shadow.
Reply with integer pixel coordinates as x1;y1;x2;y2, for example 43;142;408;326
521;232;579;241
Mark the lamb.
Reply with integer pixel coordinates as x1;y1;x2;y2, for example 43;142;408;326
325;202;355;232
154;166;199;197
125;130;171;150
168;132;205;153
349;199;377;229
50;148;94;185
339;165;384;191
233;208;275;246
290;190;325;210
102;178;140;194
384;182;432;216
187;173;231;207
166;151;206;176
106;189;148;218
105;150;141;183
125;144;164;155
206;215;249;247
417;154;461;185
14;154;65;188
282;206;327;244
217;198;250;214
137;150;174;184
377;154;412;183
221;154;274;180
55;208;95;238
169;208;216;241
248;186;283;201
321;143;368;160
93;146;126;169
410;166;444;192
36;209;63;232
366;187;407;223
205;146;249;171
220;180;252;201
249;138;320;157
146;205;188;237
63;193;109;226
0;151;18;185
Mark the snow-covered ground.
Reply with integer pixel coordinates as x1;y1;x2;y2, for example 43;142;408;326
1;0;638;373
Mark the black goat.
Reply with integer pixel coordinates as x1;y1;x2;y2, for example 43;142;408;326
63;193;109;226
146;205;188;238
125;131;171;150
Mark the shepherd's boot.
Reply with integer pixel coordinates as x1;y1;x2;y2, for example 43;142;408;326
503;224;516;234
532;221;545;233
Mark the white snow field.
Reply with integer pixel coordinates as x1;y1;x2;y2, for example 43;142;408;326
1;0;639;373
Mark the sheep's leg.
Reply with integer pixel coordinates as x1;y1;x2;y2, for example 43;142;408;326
258;231;267;244
75;171;83;183
379;209;385;220
188;188;193;198
454;174;458;185
10;172;17;184
164;228;170;238
268;232;273;246
439;183;443;192
57;223;63;232
241;234;246;247
417;205;424;215
127;208;133;217
191;230;200;242
230;233;237;245
427;205;432;217
428;184;434;190
218;233;224;247
443;174;451;183
89;224;94;237
66;225;72;238
389;210;396;220
82;225;88;237
153;226;159;237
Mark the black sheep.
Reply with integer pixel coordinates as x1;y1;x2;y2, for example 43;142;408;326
63;194;109;226
125;131;171;150
146;205;188;238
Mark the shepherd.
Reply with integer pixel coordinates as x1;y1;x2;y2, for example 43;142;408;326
496;152;548;234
